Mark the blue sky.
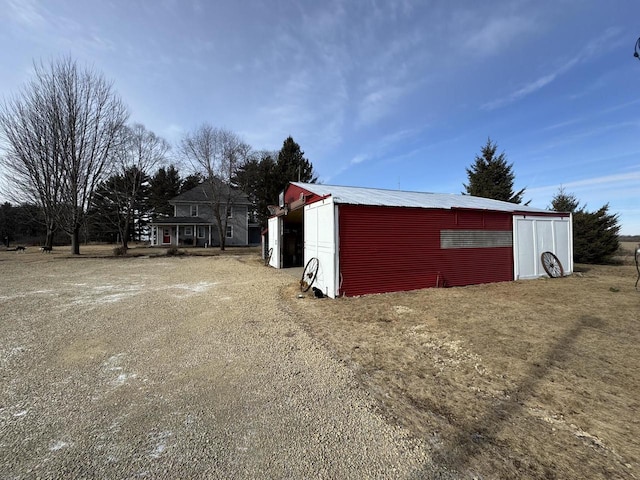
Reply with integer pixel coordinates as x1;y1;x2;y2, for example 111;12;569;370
1;0;639;234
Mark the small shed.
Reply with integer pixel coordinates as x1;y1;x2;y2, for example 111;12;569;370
268;183;573;298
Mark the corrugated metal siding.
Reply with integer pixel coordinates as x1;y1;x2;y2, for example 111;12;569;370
338;205;514;296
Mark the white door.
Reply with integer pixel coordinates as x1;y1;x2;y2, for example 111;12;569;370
268;216;281;268
304;198;338;298
513;215;573;279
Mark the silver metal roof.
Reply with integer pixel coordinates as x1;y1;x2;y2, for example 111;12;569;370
292;182;552;214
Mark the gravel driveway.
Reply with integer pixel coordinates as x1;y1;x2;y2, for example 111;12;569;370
0;254;438;479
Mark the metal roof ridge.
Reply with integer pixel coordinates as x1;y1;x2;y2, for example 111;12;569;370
291;182;554;213
292;181;437;195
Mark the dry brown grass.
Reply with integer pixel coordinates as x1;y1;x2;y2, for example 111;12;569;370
0;243;260;260
283;263;640;479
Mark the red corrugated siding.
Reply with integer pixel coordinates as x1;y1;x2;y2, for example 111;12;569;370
338;205;514;296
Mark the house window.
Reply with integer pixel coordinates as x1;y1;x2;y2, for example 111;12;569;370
226;225;233;238
184;226;193;236
190;205;198;217
226;206;233;218
197;226;206;238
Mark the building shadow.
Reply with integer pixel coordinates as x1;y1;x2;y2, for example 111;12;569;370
410;315;603;479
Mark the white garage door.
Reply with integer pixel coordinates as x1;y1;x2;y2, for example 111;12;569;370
304;198;338;298
513;215;573;279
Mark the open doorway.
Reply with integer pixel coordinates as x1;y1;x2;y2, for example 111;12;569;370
282;207;303;268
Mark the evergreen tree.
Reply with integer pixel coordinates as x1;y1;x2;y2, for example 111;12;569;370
148;165;182;218
549;187;620;264
234;151;280;228
180;172;204;194
549;186;580;212
89;167;150;245
234;138;318;228
572;205;620;264
464;138;526;204
276;136;317;192
0;202;17;246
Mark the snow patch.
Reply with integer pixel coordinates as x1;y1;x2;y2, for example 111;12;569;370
50;440;71;451
149;431;172;459
103;354;137;387
170;281;217;297
72;283;143;305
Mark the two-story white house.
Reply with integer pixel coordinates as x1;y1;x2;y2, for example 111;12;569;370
149;184;259;247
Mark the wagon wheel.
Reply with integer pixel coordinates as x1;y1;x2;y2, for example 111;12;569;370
541;251;564;278
300;257;319;292
264;247;273;266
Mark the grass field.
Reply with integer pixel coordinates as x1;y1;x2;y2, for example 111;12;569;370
285;255;639;479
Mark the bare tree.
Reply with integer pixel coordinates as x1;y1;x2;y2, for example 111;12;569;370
95;124;169;250
0;57;128;254
0;69;65;248
179;124;250;250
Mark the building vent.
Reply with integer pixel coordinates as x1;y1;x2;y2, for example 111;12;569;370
441;230;512;249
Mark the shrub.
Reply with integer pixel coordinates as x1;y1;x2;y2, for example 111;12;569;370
166;246;185;256
113;246;127;256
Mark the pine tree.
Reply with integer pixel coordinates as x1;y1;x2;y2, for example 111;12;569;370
549;186;580;212
148;165;182;218
276;136;317;192
234;152;280;228
464;138;525;204
549;186;620;264
180;173;204;194
572;205;620;264
234;138;318;228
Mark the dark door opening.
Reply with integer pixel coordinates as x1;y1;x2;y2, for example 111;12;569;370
282;208;304;268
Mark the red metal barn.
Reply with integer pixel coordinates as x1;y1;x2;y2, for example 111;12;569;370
268;183;573;298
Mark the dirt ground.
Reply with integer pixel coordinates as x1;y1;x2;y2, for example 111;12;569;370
2;243;639;479
286;245;640;479
0;246;437;479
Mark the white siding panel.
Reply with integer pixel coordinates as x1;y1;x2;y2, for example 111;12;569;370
514;219;536;278
304;198;338;298
268;216;281;268
554;217;572;274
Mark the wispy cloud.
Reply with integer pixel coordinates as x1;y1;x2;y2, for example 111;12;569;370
356;85;405;126
462;14;536;57
322;124;430;182
5;0;46;28
539;99;640;134
322;154;370;182
528;170;640;198
482;27;622;110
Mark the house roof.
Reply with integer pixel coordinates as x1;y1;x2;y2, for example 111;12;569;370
170;183;249;204
291;182;556;214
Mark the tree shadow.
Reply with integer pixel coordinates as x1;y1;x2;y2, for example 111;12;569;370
411;315;603;478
